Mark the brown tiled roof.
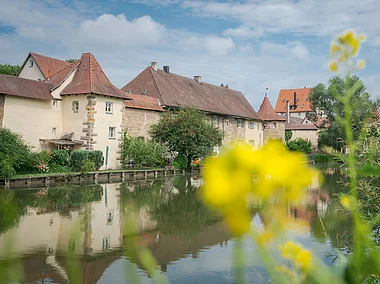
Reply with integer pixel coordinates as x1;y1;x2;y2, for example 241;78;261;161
43;60;80;89
275;88;312;113
285;123;317;130
18;52;71;79
125;93;164;112
0;74;53;100
257;96;286;121
61;53;130;99
122;67;261;120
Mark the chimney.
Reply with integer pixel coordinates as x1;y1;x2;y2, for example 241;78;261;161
286;100;290;123
293;92;297;110
163;66;170;74
194;76;201;83
151;62;158;72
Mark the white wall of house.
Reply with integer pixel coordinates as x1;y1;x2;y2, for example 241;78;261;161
93;96;124;169
2;96;62;151
51;69;76;99
62;95;88;141
244;120;264;147
18;55;45;81
289;129;318;149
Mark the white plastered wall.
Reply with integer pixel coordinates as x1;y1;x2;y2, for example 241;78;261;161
62;95;88;141
244;119;264;147
93;96;124;169
290;129;318;149
2;96;62;151
18;55;45;81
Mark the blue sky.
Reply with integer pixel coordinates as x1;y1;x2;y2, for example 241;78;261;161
1;0;379;109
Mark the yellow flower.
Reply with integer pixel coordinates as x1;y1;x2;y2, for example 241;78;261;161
329;29;366;72
201;140;318;237
340;194;355;210
357;59;366;69
279;241;313;272
329;62;338;72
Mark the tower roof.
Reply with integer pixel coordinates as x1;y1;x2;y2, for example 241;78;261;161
258;96;286;121
61;53;130;99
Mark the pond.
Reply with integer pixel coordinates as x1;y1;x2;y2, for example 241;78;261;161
0;167;351;284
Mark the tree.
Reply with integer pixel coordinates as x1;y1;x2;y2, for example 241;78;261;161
307;75;374;151
0;64;21;76
150;108;223;170
65;59;77;63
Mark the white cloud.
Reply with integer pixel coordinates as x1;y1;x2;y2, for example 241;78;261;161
76;14;166;47
260;41;310;61
222;26;264;39
182;0;380;38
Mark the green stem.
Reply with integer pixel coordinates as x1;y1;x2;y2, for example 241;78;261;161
233;237;246;284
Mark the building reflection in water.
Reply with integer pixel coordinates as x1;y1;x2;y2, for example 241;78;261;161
0;169;350;284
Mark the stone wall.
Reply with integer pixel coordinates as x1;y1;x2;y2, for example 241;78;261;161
123;108;162;140
263;121;285;143
0;95;4;128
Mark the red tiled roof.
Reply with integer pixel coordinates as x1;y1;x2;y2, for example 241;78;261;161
61;53;130;99
122;67;261;120
18;52;71;79
43;60;80;89
125;93;164;112
257;96;286;121
0;74;53;100
275;88;312;113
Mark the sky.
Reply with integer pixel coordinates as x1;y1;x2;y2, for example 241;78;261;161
0;0;379;109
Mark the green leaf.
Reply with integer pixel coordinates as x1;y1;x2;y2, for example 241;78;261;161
357;165;380;176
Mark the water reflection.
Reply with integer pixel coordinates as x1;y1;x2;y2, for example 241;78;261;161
0;168;351;284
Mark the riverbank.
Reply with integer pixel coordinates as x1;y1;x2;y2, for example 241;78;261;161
0;167;201;189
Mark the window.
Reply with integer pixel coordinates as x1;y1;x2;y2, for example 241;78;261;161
237;119;245;128
257;124;260;130
282;99;285;103
213;116;218;125
72;101;79;113
52;100;57;107
298;113;301;116
248;121;255;129
273;122;277;128
29;60;33;67
108;127;116;139
249;140;255;146
52;127;56;137
127;90;131;94
224;119;229;127
301;104;304;108
141;89;147;94
105;102;113;113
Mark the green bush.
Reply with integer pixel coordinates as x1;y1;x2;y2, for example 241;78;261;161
88;150;104;170
69;151;89;172
286;138;312;154
173;154;187;169
0;128;33;177
81;158;95;173
313;153;334;163
50;150;69;167
121;135;166;168
69;150;104;172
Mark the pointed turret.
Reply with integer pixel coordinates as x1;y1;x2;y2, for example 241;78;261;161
258;96;286;121
61;53;129;99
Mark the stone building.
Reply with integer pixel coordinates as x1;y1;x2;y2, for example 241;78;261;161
122;62;264;147
124;93;164;139
1;52;132;169
257;95;286;143
285;116;318;149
